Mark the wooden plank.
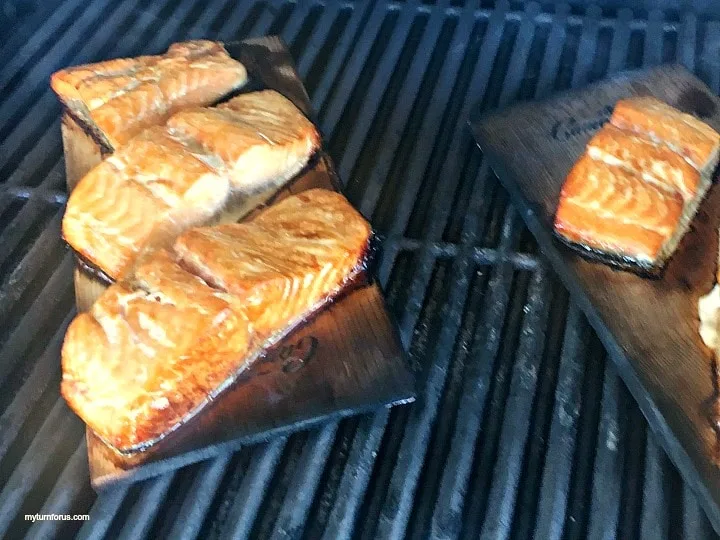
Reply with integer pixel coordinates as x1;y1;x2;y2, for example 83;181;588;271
470;63;720;532
57;36;415;488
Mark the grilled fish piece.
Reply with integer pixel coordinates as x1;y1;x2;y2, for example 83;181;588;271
174;189;372;336
61;189;372;452
51;40;248;149
586;123;701;201
610;96;720;173
167;90;320;192
62;272;250;451
555;97;718;273
62;127;229;280
62;90;320;281
554;154;685;268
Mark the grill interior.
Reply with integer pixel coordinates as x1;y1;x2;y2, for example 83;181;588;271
2;0;720;538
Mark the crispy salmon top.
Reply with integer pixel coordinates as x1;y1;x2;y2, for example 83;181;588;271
61;189;372;451
555;97;718;270
51;40;248;149
62;126;230;280
174;189;371;334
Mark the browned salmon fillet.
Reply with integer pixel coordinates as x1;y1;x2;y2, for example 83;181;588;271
62;90;320;281
61;189;372;452
62;270;250;451
586;124;701;201
174;189;372;335
62;127;229;280
555;97;718;273
554;154;685;264
51;40;248;149
610;96;720;172
167;90;320;192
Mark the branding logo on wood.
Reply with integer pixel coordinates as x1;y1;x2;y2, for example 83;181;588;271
278;335;318;373
551;105;613;141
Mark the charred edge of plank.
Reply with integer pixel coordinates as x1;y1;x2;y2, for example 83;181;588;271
74;253;116;286
59;102;115;156
552;231;666;278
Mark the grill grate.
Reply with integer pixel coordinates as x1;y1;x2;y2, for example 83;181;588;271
1;0;720;538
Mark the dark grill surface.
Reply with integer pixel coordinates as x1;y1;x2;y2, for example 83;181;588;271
2;0;720;538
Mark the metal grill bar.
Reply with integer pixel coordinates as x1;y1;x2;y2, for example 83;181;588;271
686;481;717;538
24;441;90;540
163;455;233;540
76;484;130;540
114;475;176;540
1;1;720;539
583;358;621;538
0;255;73;395
319;413;390;540
267;423;339;537
701;21;720;93
0;187;67;204
351;0;458;218
0;0;104;96
210;438;283;539
478;271;553;539
0;399;82;538
0;0;119;173
640;432;674;539
0;200;62;302
333;0;423;182
0;317;68;461
530;301;582;540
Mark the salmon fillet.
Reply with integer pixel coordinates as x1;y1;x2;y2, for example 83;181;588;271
62;128;229;280
555;97;717;272
61;189;372;451
62;273;250;451
610;96;720;172
554;154;684;264
51;40;248;149
62;90;320;281
174;189;372;335
586;124;700;201
167;90;320;192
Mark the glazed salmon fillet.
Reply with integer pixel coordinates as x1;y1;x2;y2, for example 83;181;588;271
555;97;718;272
167;90;320;192
62;127;229;280
61;189;372;451
51;40;248;149
62;90;320;281
62;267;250;451
174;189;372;336
586;124;700;201
610;96;720;172
555;155;684;263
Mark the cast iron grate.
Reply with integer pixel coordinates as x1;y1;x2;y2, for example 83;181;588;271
0;0;719;538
